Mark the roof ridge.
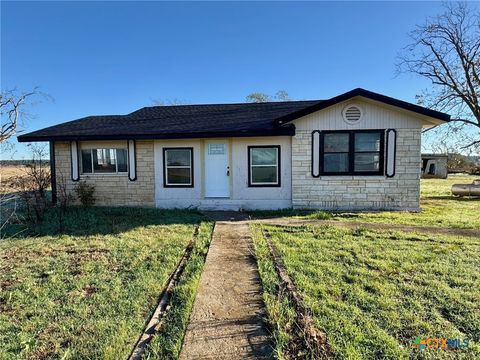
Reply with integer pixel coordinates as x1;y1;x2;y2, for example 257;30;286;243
130;99;323;113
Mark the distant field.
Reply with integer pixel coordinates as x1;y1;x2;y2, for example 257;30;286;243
0;165;51;192
0;165;29;178
1;165;29;192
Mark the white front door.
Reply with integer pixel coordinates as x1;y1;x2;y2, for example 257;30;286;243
205;141;230;197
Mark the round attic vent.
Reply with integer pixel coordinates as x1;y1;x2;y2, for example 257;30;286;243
342;104;363;123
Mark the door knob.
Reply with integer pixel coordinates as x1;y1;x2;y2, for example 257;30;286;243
227;166;230;176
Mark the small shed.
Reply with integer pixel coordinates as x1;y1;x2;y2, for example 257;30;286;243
421;154;448;179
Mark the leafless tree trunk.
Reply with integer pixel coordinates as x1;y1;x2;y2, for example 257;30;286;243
397;2;480;152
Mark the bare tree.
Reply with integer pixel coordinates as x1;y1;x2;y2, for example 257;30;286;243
8;144;51;223
1;89;48;233
0;89;42;143
275;90;291;101
151;91;291;107
246;92;272;103
151;98;189;106
397;2;480;152
246;90;291;103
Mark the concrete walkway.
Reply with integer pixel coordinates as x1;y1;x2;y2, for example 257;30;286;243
179;214;272;359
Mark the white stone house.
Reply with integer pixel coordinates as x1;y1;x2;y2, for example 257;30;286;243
18;88;449;211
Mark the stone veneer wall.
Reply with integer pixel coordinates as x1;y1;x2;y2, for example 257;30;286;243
291;129;421;210
54;140;155;207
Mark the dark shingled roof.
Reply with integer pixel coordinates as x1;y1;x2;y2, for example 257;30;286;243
17;88;450;142
18;100;320;142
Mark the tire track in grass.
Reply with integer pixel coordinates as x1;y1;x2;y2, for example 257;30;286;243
253;224;330;360
128;225;201;360
263;229;330;359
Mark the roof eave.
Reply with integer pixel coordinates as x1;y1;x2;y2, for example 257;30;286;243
274;88;450;125
17;126;295;143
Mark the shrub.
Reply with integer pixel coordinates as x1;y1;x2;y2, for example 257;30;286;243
74;181;95;206
56;174;74;211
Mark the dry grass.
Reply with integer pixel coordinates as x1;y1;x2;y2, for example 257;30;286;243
0;165;51;193
1;166;26;192
0;165;32;178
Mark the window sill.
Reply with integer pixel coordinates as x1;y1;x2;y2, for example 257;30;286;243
81;173;127;177
163;184;194;188
248;184;281;187
317;175;387;180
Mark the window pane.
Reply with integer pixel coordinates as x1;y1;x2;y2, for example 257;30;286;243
166;149;191;166
324;133;349;152
81;150;92;173
167;168;191;184
355;133;381;152
324;153;349;173
93;149;116;173
117;149;128;172
354;153;380;172
251;148;277;166
252;166;277;184
208;144;225;155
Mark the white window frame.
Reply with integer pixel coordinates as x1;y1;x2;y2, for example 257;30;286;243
163;148;193;187
81;148;128;175
248;146;280;187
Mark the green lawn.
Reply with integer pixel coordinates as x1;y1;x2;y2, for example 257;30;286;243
327;175;480;229
144;221;214;359
0;207;213;360
253;224;480;359
252;226;297;360
252;175;480;229
420;174;477;198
